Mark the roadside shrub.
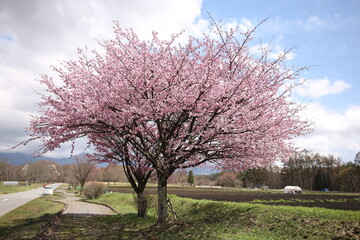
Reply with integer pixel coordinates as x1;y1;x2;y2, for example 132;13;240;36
83;182;106;199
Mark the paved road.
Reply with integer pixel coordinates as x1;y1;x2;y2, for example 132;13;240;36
0;183;62;217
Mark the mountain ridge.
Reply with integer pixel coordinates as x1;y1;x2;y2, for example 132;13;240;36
0;152;77;165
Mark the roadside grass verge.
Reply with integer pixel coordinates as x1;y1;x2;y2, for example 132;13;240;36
0;183;43;195
0;195;64;239
92;192;360;240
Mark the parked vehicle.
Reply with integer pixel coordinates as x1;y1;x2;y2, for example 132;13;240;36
283;186;302;194
43;186;54;195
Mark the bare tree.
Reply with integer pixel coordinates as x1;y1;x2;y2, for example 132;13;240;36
34;160;61;183
101;164;126;186
0;159;12;181
21;162;39;184
62;164;78;188
355;151;360;166
168;169;188;185
72;156;97;193
216;172;241;187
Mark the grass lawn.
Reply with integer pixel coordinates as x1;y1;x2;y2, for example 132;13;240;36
89;192;360;240
0;195;64;239
1;187;358;239
0;183;43;195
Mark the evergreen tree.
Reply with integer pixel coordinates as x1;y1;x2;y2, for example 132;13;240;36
187;170;194;186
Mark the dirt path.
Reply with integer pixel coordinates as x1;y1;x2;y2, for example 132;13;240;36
33;189;118;239
55;189;116;215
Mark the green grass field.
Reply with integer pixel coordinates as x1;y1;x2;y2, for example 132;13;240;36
0;183;43;195
90;192;360;239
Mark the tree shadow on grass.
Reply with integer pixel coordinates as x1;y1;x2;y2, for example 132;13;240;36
0;214;54;240
139;201;259;240
0;213;158;240
52;213;156;240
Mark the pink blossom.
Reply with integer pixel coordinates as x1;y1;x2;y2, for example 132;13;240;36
24;21;311;173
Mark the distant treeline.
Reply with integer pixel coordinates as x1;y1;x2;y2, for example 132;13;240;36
0;158;127;185
1;150;360;192
191;150;360;192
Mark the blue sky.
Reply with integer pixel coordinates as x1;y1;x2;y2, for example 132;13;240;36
203;0;360;110
0;0;359;162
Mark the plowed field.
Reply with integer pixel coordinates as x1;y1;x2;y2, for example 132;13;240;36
109;186;360;211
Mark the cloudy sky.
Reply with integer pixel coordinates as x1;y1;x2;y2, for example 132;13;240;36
0;0;359;162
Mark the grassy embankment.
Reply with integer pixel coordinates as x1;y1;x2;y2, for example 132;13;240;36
88;192;360;239
1;184;359;239
0;183;43;195
0;195;64;239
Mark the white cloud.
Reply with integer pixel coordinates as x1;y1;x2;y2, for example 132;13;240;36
0;0;206;157
1;0;358;165
0;65;41;110
348;142;360;152
295;103;360;161
269;45;296;60
296;77;351;98
250;44;295;60
303;103;360;135
304;16;324;30
263;14;337;34
225;17;253;33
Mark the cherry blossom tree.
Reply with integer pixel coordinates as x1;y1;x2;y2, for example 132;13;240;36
23;21;311;223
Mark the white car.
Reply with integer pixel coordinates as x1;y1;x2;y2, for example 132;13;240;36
283;186;302;194
43;186;54;195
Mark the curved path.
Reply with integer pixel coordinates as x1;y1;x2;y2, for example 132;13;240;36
56;189;116;215
34;189;117;240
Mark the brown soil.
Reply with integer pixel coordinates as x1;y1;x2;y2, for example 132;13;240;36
110;186;360;211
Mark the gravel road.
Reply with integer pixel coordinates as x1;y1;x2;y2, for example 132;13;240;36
56;189;116;215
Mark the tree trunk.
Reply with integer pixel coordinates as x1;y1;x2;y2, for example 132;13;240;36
122;162;152;218
80;182;85;194
157;173;169;224
137;191;148;218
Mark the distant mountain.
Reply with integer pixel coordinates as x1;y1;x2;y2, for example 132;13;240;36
192;167;218;175
0;152;220;173
0;152;76;165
